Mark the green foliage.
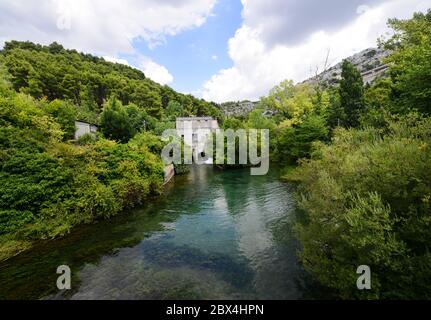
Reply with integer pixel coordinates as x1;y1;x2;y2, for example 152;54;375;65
292;115;431;298
364;78;393;110
166;100;185;120
258;79;330;164
129;131;165;155
0;40;223;262
274;114;328;164
326;89;346;129
246;109;276;130
152;120;176;136
339;60;365;127
76;133;98;146
0;210;34;235
222;117;245;130
100;98;134;142
0;79;164;259
359;78;394;128
261;81;316;125
72;179;121;220
261;10;431;299
1;40;222;125
383;10;431;115
125;103;152;135
42;99;77;140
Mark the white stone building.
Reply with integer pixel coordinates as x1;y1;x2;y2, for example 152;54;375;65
74;121;98;140
176;117;219;164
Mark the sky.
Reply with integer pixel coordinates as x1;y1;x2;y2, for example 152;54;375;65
0;0;430;102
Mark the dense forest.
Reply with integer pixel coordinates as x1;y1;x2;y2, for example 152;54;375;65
1;40;223;129
0;8;430;300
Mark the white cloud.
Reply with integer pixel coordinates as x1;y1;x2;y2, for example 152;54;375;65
202;0;431;102
0;0;216;88
139;57;174;85
104;55;173;85
241;0;387;47
103;56;130;66
0;0;216;55
211;55;218;60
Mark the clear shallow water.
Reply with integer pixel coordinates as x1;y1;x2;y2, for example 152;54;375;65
0;166;314;300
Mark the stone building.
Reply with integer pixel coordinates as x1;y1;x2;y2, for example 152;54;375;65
176;117;219;164
74;120;98;140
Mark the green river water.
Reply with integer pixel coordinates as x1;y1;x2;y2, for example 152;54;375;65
0;166;317;300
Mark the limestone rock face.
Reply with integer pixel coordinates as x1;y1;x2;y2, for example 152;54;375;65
220;101;259;117
218;48;391;117
304;47;391;87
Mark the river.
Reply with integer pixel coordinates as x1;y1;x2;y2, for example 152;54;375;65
0;166;315;300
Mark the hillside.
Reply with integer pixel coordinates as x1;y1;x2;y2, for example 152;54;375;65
219;48;391;118
304;47;390;87
0;41;223;124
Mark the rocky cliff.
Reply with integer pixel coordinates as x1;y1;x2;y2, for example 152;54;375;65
219;100;260;117
219;47;391;117
304;47;391;87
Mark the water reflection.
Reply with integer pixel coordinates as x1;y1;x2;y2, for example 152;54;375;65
0;166;310;300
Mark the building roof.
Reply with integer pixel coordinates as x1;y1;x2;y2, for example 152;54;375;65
176;117;215;121
75;120;98;127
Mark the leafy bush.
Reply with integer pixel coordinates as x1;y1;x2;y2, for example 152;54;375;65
0;210;34;235
292;115;431;299
100;98;134;142
274;114;328;164
0;80;165;259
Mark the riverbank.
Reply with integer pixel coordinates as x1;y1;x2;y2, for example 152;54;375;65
279;165;300;183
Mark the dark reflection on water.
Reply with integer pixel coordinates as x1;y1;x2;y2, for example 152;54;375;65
0;165;316;300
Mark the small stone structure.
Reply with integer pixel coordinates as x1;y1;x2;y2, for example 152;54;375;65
176;117;219;164
74;121;98;140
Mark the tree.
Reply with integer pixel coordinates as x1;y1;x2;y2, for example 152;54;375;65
125;103;148;133
326;90;346;129
261;81;315;122
43;99;77;140
1;40;214;124
48;42;65;54
360;78;393;128
246;109;276;130
222;117;244;130
275;114;328;164
100;98;134;143
131;83;163;117
339;60;364;127
384;10;431;115
166;100;184;120
60;73;81;103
